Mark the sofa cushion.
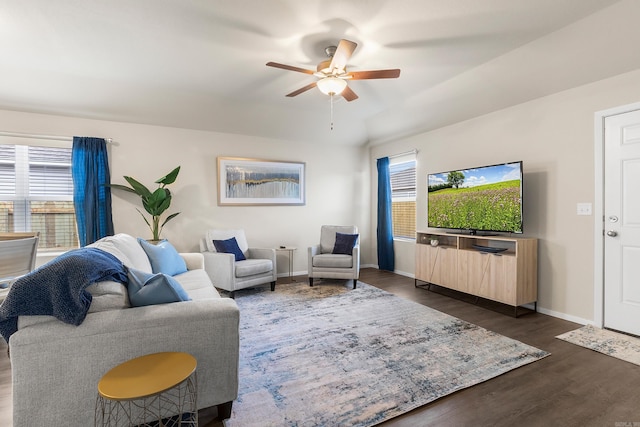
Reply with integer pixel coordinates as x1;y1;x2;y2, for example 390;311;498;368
332;232;359;255
127;268;191;307
235;259;273;278
86;280;130;312
138;238;188;276
312;253;353;268
173;269;221;300
17;315;56;329
88;233;152;273
213;237;246;261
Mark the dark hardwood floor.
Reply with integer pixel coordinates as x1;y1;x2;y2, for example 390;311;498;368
2;268;639;426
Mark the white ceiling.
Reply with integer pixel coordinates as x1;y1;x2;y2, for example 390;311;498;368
1;0;638;146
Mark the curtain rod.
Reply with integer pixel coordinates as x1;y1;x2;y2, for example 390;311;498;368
0;131;113;143
378;149;418;160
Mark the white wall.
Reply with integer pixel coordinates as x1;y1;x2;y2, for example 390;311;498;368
0;109;371;276
370;68;640;323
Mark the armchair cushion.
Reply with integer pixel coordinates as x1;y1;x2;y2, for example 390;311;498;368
127;268;191;307
235;259;273;278
213;237;246;262
332;232;359;255
138;238;188;276
312;254;354;269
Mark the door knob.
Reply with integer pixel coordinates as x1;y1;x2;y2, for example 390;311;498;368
607;230;618;237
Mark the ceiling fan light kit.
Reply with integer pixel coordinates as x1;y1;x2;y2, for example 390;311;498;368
317;76;347;95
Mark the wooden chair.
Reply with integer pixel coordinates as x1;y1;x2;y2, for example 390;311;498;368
0;232;40;299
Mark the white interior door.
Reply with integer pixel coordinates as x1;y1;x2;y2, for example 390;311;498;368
604;109;640;336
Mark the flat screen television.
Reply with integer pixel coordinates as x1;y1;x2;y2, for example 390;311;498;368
427;161;523;234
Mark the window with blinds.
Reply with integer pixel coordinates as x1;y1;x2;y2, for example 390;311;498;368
0;144;79;251
389;159;416;239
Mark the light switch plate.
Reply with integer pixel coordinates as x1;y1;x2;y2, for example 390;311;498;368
577;203;592;216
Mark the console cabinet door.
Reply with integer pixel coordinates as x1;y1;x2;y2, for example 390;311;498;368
415;243;431;282
458;250;485;295
477;254;517;305
415;244;457;289
434;246;458;289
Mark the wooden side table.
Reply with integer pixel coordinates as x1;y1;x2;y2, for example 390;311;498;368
95;352;198;426
276;246;297;282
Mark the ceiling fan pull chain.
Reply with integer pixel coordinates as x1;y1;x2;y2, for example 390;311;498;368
330;93;335;131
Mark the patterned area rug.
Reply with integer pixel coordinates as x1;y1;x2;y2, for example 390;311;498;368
225;282;549;427
556;324;640;366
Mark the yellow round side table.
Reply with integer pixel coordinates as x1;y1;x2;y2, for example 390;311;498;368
95;352;198;427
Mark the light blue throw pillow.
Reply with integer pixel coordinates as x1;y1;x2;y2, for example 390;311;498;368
138;238;188;276
127;267;191;307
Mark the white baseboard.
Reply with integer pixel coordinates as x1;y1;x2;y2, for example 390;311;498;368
534;306;593;326
391;269;414;279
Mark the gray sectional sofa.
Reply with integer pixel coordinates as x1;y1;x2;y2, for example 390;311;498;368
8;233;239;426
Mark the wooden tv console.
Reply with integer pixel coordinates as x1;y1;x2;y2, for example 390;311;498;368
415;231;538;316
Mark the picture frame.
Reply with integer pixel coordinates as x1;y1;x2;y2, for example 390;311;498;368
217;157;306;206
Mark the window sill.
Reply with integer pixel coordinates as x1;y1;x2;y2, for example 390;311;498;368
37;250;70;258
393;237;416;242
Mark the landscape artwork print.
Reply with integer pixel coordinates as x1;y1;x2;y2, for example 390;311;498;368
427;161;523;233
217;157;305;205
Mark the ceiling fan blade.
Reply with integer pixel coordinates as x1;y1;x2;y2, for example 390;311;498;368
341;86;359;102
286;82;317;97
266;62;315;75
348;69;401;80
329;39;357;73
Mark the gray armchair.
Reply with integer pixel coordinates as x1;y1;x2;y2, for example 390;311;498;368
200;229;277;298
308;225;360;289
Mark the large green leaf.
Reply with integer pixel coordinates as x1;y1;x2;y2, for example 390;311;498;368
161;212;180;228
106;183;137;194
156;166;181;186
123;176;153;198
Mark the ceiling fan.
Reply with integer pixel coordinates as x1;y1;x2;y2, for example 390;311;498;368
266;39;401;102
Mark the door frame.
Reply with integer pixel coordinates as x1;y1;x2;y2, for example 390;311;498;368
593;101;640;328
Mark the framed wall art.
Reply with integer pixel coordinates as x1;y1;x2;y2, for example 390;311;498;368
217;157;306;205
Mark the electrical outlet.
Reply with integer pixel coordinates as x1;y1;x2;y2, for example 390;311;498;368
577;203;592;216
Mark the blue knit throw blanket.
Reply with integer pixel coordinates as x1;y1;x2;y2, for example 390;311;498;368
0;247;127;343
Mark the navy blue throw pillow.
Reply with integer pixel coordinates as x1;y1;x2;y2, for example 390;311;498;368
213;237;246;261
332;232;359;255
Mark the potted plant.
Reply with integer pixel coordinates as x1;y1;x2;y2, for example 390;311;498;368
109;166;181;241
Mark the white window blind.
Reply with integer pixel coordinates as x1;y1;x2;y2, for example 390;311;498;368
0;143;78;251
0;145;15;197
28;146;74;198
